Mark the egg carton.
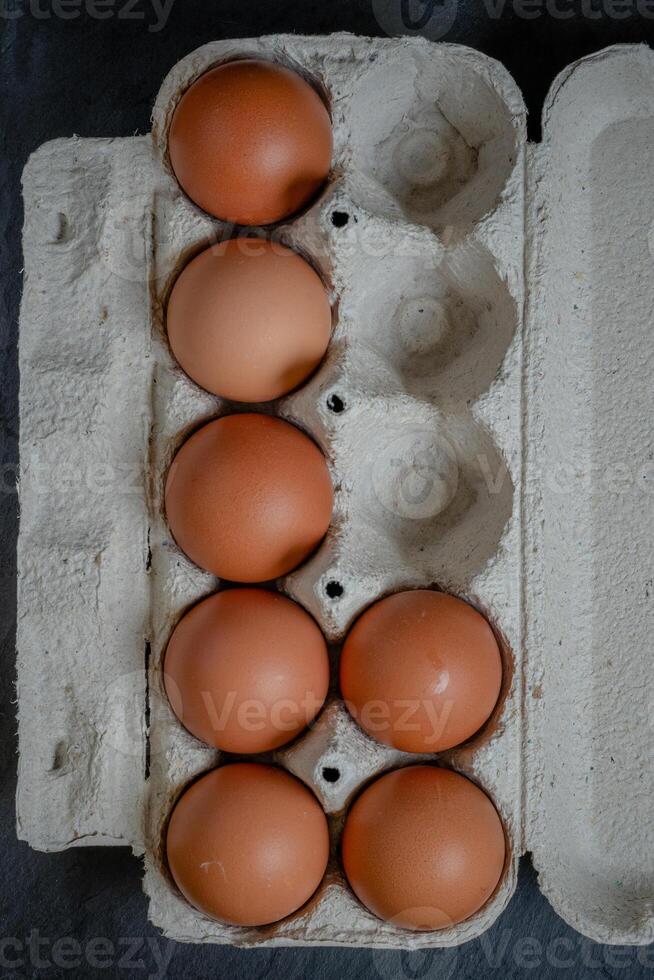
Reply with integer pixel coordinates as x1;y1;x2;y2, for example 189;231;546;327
16;36;654;949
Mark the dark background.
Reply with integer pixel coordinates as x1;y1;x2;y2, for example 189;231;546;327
2;1;654;978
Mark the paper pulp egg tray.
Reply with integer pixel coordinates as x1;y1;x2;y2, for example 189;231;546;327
16;34;654;948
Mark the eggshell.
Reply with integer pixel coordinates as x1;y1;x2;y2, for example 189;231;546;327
166;239;332;402
168;59;333;224
340;590;502;753
163;588;329;753
164;414;333;582
341;766;505;930
167;763;329;926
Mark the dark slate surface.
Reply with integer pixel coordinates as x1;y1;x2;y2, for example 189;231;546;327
2;2;654;977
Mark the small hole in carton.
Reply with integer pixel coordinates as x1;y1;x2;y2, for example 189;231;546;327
325;580;344;600
331;210;350;228
49;741;68;773
322;766;340;784
326;393;346;414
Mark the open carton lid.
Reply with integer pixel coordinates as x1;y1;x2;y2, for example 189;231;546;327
525;43;654;945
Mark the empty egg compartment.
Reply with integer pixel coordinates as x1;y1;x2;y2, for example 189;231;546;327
336;233;520;409
282;389;516;643
344;43;521;240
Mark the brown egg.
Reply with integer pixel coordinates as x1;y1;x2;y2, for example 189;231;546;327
340;590;502;753
167;763;329;926
168;59;332;225
165;414;333;582
167;239;331;402
163;589;329;753
342;766;505;930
